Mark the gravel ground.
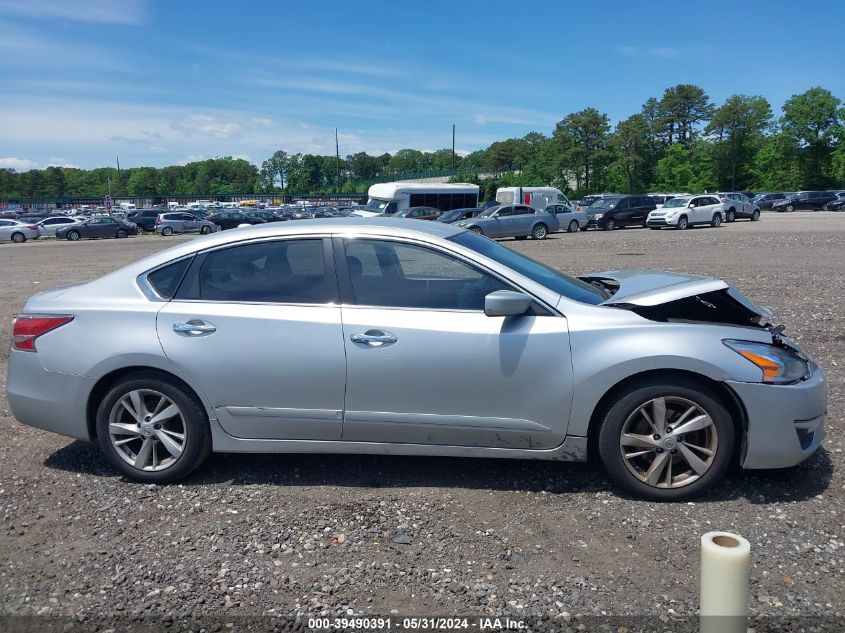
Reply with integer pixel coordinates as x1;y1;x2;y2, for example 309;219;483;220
0;214;842;630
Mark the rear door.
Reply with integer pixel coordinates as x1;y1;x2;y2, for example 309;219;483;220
511;205;535;234
613;198;632;225
156;237;346;440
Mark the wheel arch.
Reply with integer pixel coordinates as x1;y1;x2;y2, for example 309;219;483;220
86;365;209;440
584;368;747;463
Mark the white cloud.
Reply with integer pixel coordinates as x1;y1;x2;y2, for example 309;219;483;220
0;157;37;170
171;114;243;139
0;0;147;24
47;157;81;168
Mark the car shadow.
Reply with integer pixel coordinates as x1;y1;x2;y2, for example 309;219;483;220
44;441;834;503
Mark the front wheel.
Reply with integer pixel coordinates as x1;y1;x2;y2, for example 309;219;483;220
567;220;579;233
116;229;128;238
726;209;736;223
710;213;722;228
531;223;548;239
751;209;760;221
597;378;734;501
11;231;26;243
136;226;144;235
96;372;211;483
67;230;80;241
676;215;689;230
786;204;794;212
603;218;616;231
200;225;211;235
469;226;483;235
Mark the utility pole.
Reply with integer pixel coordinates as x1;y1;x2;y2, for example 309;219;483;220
335;128;341;192
451;124;456;170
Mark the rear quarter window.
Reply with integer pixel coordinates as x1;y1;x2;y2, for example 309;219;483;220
146;258;192;299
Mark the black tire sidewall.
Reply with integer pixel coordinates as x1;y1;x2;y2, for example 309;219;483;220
597;379;735;501
96;372;211;483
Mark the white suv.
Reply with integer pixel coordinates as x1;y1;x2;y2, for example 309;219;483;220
646;195;725;230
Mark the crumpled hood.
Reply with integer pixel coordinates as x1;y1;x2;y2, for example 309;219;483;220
578;269;773;319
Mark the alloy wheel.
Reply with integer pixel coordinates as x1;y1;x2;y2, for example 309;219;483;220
532;224;547;239
108;389;187;472
619;396;718;489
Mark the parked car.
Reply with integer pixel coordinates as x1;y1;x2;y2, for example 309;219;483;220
35;216;82;237
457;204;559;239
392;206;442;220
544;203;588;232
823;193;845;211
205;211;266;230
56;216;138;241
584;195;657;230
0;219;40;243
437;208;485;224
577;193;623;212
244;210;288;224
752;192;787;210
156;213;219;236
0;211;20;220
772;191;838;212
646;195;725;229
6;219;826;500
714;192;760;222
129;209;163;232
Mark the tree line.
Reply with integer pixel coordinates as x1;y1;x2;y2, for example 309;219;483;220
2;85;843;202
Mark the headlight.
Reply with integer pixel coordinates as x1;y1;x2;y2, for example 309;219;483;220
592;213;603;219
723;340;810;384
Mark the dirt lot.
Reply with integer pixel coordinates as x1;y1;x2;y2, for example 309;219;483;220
0;214;843;630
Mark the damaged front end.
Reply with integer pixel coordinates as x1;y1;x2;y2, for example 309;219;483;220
579;269;773;329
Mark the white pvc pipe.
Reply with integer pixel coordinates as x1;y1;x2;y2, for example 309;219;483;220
700;531;750;633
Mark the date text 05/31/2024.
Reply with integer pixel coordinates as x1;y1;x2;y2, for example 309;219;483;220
307;617;528;630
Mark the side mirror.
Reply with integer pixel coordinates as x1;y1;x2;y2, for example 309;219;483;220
484;290;532;317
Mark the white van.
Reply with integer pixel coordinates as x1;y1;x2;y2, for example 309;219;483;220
495;187;572;212
118;202;137;211
351;182;480;218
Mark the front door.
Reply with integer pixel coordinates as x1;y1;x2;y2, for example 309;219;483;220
338;237;574;449
157;237;347;440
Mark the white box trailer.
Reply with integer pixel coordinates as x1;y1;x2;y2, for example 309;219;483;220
495;186;572;211
351;182;480;217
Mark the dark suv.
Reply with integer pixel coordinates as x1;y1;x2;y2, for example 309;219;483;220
772;191;838;212
584;195;657;230
752;192;787;210
129;209;163;232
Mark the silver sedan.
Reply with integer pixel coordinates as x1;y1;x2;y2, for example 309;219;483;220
0;219;41;243
6;219;826;500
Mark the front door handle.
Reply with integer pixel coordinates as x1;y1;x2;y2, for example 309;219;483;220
350;329;397;347
173;319;216;336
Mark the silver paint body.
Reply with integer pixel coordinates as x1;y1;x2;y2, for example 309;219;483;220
6;219;826;469
458;206;561;238
0;219;41;241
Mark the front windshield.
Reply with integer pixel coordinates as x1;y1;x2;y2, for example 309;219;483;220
590;199;618;209
364;198;392;212
449;231;606;305
479;207;499;217
440;209;461;221
663;197;689;208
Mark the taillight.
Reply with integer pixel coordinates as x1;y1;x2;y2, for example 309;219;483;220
155;218;161;225
12;315;73;352
27;225;38;230
721;198;731;204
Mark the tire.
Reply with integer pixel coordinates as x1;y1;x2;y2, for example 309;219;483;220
11;231;26;243
567;220;579;233
751;209;760;221
531;223;548;240
676;215;689;230
96;371;212;483
725;209;736;223
597;377;735;501
161;226;174;236
710;213;722;228
67;230;80;241
136;226;144;235
786;204;794;213
116;229;128;239
603;218;616;231
469;226;483;235
200;225;211;235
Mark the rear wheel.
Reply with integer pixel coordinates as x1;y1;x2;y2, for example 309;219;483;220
531;223;548;240
751;209;760;221
67;230;80;241
597;378;734;501
567;220;579;233
11;232;26;243
200;225;211;235
710;213;722;228
676;215;689;230
161;226;174;236
726;209;736;223
136;225;144;235
96;372;211;483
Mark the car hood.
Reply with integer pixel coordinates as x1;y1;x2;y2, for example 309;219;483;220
578;268;773;320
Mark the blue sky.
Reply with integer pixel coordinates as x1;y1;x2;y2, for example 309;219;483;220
1;0;844;170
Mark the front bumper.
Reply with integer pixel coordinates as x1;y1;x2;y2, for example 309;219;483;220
6;349;94;441
646;216;678;227
728;364;827;469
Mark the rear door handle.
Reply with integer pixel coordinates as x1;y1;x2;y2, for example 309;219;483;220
350;329;397;347
173;319;216;336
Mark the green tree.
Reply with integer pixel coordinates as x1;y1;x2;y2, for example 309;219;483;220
553;107;612;192
612;114;650;192
706;95;773;190
659;84;715;147
780;87;843;188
